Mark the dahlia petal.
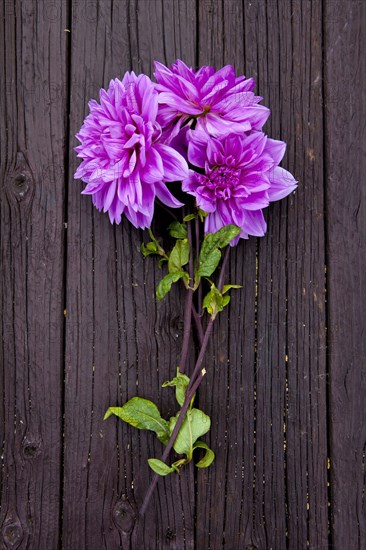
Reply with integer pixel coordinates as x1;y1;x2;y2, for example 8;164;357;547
175;60;196;83
206;137;225;166
157;105;182;127
264;138;286;164
154;61;184;95
268;166;298;201
118;176;136;206
214;93;256;116
157;92;203;115
204;210;224;234
140;77;158;121
143;147;164;183
200;114;251;136
103;179;117;213
240;191;270;211
245;105;271;130
201;65;235;95
182;171;201;193
155;143;189;182
187;130;209;168
229;77;256;93
125;204;153;229
123;134;141;149
242;210;267;237
123;150;137;177
136;181;155;216
195;191;216;213
154;181;184;208
108;194;125;224
201;80;229;105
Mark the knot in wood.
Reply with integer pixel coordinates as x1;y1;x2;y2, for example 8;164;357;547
22;434;42;459
11;173;29;199
112;497;136;534
165;527;176;541
7;152;33;206
1;513;23;549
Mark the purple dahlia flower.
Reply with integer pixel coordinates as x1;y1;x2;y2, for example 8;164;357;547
154;60;270;140
182;130;298;242
75;72;188;228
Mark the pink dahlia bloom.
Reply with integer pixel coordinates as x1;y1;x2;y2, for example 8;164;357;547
75;72;188;227
182;131;297;242
154;60;270;140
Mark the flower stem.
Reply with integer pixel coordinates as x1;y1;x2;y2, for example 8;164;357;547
139;372;204;517
191;304;204;346
139;247;231;517
195;216;202;315
179;222;194;373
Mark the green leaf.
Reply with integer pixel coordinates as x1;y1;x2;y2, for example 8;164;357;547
156;271;188;301
222;284;242;294
104;398;170;444
169;408;211;460
171;458;188;472
202;283;231;318
162;368;190;407
193;441;215;468
183;213;196;222
168;239;190;274
198;208;208;221
214;225;241;247
141;241;159;257
198;247;221;277
198;225;240;277
148;458;175;476
168;221;187;239
141;229;167;258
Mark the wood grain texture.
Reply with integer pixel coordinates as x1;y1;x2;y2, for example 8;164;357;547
325;1;366;549
195;1;329;549
63;1;197;548
0;0;67;547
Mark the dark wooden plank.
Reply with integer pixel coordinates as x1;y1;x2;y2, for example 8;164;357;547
195;1;258;548
63;1;197;548
196;1;328;548
325;1;366;548
0;0;67;547
269;2;329;548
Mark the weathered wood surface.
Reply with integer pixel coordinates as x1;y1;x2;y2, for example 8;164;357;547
0;1;365;549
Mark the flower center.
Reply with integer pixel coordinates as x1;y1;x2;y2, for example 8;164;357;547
206;166;240;200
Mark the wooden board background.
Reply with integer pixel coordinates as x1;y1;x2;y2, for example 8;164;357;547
0;0;365;548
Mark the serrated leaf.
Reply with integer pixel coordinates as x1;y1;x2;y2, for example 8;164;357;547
156;271;188;301
169;408;211;460
148;458;175;476
168;221;187;239
168;239;190;274
222;284;242;294
193;441;215;468
104;398;170;444
198;225;240;277
162;368;190;406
